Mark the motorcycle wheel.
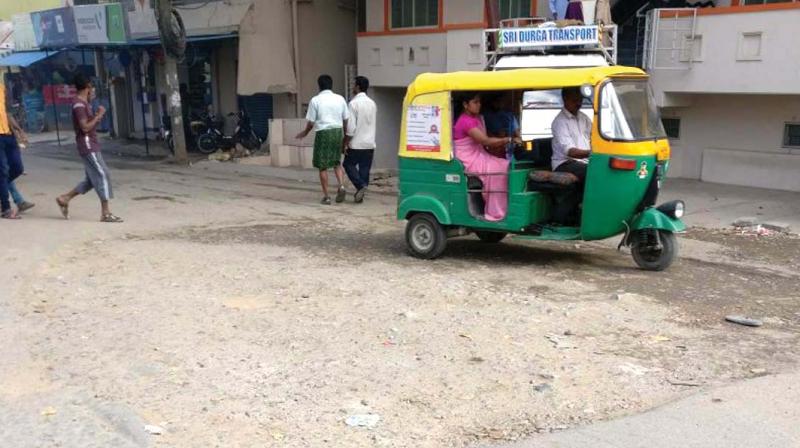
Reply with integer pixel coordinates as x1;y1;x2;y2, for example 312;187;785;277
240;132;261;151
197;134;218;154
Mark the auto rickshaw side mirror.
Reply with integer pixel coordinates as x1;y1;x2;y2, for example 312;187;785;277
580;84;593;99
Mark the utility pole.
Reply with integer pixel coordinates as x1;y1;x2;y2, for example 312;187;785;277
154;0;188;163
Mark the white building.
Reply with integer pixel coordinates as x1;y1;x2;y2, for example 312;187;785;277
644;1;800;192
358;0;800;194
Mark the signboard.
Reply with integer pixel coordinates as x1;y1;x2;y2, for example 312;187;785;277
0;22;12;50
399;92;452;161
121;0;158;39
74;5;108;44
12;14;38;51
105;4;127;43
405;105;442;153
44;84;78;105
31;7;79;48
498;26;600;49
74;4;127;44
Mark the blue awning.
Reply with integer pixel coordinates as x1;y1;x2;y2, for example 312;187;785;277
0;50;60;67
126;33;237;47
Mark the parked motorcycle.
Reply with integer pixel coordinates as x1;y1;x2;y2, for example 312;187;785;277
161;114;201;155
196;110;262;155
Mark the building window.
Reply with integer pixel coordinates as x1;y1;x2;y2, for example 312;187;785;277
662;118;681;140
418;46;430;66
468;43;482;64
394;47;405;66
784;123;800;148
499;0;530;19
679;34;702;62
369;48;382;66
391;0;438;29
737;32;762;61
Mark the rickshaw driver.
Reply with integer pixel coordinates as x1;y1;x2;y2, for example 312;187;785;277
550;87;592;225
551;87;592;181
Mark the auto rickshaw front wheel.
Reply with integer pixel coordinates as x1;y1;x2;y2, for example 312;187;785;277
406;213;447;259
631;229;678;271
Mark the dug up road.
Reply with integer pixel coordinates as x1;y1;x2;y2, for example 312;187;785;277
1;145;798;447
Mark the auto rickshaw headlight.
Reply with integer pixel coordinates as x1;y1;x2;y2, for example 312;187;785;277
657;200;685;219
674;201;685;218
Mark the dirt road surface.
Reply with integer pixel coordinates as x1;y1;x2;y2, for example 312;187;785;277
1;144;798;447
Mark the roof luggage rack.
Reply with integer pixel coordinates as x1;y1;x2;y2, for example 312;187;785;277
484;17;618;70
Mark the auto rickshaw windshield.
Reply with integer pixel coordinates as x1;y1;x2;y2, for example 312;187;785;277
599;79;667;142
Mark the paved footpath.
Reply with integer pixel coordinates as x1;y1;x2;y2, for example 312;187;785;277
481;372;800;448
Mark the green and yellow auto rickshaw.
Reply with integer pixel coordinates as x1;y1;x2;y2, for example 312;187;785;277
397;66;685;271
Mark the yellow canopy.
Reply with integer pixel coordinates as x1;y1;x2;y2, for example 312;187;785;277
405;66;647;99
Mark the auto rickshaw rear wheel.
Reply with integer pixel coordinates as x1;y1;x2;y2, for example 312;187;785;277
406;213;447;259
475;231;507;244
631;229;678;271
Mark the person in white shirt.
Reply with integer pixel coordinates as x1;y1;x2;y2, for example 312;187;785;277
551;87;592;182
342;76;377;203
550;87;592;225
296;75;350;205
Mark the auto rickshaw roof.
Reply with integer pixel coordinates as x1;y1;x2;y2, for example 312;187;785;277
405;66;647;98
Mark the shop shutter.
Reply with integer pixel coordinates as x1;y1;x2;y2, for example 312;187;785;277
239;93;272;141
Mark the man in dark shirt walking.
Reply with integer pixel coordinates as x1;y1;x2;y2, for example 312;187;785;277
56;74;123;222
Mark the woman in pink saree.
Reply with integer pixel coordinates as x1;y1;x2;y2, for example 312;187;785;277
453;92;519;221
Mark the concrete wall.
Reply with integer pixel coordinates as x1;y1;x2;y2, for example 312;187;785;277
444;0;484;24
663;94;800;191
297;1;356;113
358;33;448;87
650;8;800;99
272;93;296;120
371;87;405;170
268;118;314;169
214;39;239;118
445;29;485;72
366;0;384;32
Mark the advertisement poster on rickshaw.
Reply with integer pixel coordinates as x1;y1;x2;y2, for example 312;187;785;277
405;104;442;153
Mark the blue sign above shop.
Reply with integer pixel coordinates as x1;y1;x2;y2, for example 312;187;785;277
31;7;79;49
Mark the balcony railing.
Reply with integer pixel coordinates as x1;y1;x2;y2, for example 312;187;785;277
643;8;698;71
